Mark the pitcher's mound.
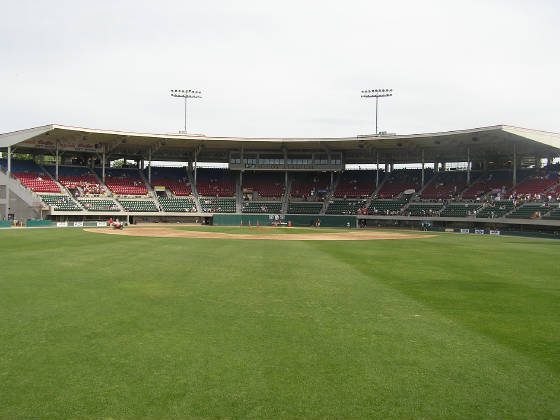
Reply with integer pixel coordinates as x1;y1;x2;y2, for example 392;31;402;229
84;227;434;241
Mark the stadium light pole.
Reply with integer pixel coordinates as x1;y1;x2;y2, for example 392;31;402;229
361;89;393;135
170;89;202;134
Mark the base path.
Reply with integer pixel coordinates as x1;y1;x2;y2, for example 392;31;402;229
84;227;434;241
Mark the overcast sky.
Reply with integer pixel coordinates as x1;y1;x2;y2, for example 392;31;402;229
1;0;559;138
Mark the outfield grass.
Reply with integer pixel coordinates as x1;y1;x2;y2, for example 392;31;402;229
0;228;559;419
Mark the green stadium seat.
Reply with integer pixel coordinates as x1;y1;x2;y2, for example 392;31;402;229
543;206;560;220
287;202;323;214
118;200;159;212
242;202;282;213
405;203;444;216
78;199;120;211
326;200;366;215
39;194;81;211
200;198;236;213
440;203;482;217
158;197;197;212
476;201;514;218
506;203;547;219
367;200;406;215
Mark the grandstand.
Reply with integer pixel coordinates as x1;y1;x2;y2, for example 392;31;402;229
334;170;378;198
148;166;192;196
97;168;149;196
1;124;560;232
45;165;105;196
196;168;236;197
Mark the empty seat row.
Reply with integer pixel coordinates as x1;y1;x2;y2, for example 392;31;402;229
118;200;158;212
242;202;283;213
158;197;197;212
287;202;323;214
326;200;366;214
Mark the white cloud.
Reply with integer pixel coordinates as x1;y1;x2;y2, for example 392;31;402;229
1;0;559;137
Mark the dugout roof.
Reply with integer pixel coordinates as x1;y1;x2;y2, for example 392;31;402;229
1;124;559;165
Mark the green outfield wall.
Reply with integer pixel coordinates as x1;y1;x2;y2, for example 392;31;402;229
213;214;356;228
26;220;53;227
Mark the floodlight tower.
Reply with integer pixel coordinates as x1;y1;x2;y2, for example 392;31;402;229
361;89;393;135
170;89;202;134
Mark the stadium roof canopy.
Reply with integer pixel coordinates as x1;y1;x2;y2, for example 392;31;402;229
1;124;559;165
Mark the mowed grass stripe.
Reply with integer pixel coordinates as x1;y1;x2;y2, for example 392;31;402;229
0;229;559;418
309;234;560;372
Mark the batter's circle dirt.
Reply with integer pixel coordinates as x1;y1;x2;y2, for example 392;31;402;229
84;227;434;241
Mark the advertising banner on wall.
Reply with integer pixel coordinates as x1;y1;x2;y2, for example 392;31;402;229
56;222;68;227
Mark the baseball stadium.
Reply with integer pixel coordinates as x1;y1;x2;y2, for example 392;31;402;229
1;123;560;418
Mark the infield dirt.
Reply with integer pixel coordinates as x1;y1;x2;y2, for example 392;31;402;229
84;226;433;241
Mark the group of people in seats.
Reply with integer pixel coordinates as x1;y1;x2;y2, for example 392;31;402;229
45;166;106;197
147;167;192;196
334;170;379;199
98;168;149;196
200;198;235;213
376;169;427;199
242;172;285;198
291;173;330;201
325;199;368;215
420;171;467;200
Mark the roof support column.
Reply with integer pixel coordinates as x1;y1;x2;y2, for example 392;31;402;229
148;148;152;184
102;145;106;183
466;146;470;185
7;145;11;175
55;141;59;181
376;152;379;186
194;148;198;187
421;149;425;187
330;171;334;192
513;143;517;186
